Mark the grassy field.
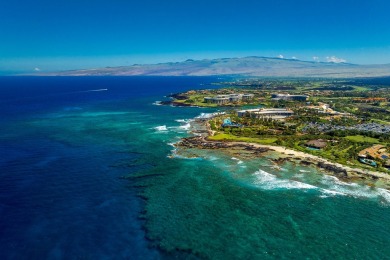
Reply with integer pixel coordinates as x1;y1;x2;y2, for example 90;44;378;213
371;119;390;125
345;135;380;143
353;86;372;91
173;98;218;107
207;131;389;173
208;133;277;144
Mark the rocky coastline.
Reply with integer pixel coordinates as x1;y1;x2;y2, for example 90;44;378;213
175;118;390;189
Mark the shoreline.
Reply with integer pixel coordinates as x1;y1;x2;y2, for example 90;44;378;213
175;118;390;189
224;141;390;181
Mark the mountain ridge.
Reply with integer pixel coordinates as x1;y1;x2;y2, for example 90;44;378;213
48;56;390;78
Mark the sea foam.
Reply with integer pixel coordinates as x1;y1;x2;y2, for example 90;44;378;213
175;119;192;123
318;175;390;203
231;157;244;165
154;125;168;131
178;123;191;130
253;169;318;190
152;101;163;106
195;112;225;119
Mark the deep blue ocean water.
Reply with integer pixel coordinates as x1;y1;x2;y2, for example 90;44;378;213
1;77;390;259
0;76;216;259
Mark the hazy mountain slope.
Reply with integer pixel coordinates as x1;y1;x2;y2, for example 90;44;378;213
52;57;390;78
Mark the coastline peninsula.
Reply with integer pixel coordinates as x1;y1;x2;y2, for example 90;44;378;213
168;78;390;189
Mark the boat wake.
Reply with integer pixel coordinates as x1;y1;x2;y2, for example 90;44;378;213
81;88;108;92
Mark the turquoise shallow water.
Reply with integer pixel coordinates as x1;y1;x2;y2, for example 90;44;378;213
1;77;390;259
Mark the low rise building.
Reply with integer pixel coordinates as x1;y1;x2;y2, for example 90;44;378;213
204;93;253;104
237;108;294;120
229;94;241;103
305;103;352;117
358;145;390;161
272;94;309;101
242;94;254;101
358;145;390;168
204;96;230;105
306;139;327;149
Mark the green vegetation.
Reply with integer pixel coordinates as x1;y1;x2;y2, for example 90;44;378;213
371;119;390;125
171;79;390;123
169;89;265;107
195;78;390;173
173;94;219;107
166;78;390;172
209;133;277;144
208;117;390;172
345;135;380;143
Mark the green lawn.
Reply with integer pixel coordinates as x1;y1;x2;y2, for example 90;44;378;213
371;119;390;125
345;135;380;143
208;133;277;144
353;86;372;91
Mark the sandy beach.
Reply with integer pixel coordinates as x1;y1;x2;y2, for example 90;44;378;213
223;141;390;181
176;118;390;189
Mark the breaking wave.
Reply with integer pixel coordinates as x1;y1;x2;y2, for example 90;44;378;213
154;125;168;131
319;175;390;203
253;169;317;190
178;123;191;130
153;101;163;106
231;157;244;165
252;169;390;204
175;119;192;123
170;119;193;132
195;112;225;119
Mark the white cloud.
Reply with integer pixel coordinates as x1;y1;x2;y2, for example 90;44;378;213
326;56;346;63
312;56;320;62
277;54;284;59
34;67;41;71
291;56;297;60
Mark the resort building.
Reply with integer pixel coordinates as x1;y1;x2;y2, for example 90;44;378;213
358;145;390;168
237;108;294;120
305;103;352;118
204;93;254;104
229;94;241;103
358;145;390;161
306;139;327;150
242;94;254;101
272;94;309;101
204;96;230;105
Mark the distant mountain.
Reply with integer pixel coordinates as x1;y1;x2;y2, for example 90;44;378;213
50;56;390;78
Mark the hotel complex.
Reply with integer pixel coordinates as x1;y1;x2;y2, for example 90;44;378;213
237;108;294;120
204;94;254;105
271;94;309;101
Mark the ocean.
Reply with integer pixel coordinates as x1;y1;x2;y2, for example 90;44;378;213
0;76;389;259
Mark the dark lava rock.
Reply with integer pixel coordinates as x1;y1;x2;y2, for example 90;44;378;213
317;162;348;178
169;93;189;100
271;157;290;165
177;137;270;154
159;101;173;105
300;160;311;166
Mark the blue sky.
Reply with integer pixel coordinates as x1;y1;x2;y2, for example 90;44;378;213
1;0;390;72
